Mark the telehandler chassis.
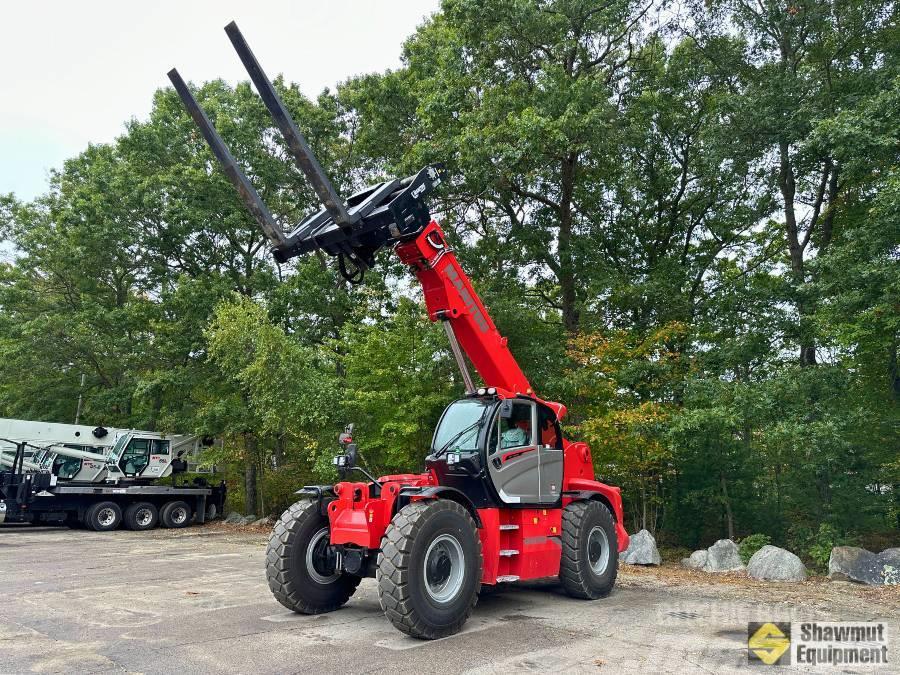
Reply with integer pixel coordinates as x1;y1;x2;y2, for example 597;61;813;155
170;22;629;639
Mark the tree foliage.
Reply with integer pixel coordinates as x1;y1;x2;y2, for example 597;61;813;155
0;1;896;549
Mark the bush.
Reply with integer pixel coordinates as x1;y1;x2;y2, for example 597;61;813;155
808;524;845;572
739;533;772;564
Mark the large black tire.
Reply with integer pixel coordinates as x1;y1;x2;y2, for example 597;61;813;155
205;502;218;522
124;502;159;531
84;501;122;532
559;500;618;599
160;500;192;528
377;500;482;640
266;500;361;614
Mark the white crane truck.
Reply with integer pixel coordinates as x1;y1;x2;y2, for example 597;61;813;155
0;418;226;531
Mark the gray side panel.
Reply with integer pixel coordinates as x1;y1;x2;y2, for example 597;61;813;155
538;447;564;503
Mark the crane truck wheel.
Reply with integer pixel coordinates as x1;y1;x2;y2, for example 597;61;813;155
205;502;218;521
559;500;618;600
160;500;192;528
84;501;123;532
266;500;361;614
124;502;159;531
377;500;482;640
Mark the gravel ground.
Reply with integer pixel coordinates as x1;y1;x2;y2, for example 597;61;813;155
1;522;896;674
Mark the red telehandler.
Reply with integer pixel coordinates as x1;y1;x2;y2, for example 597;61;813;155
170;22;629;639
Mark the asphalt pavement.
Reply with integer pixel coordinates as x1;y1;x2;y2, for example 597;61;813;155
1;523;896;674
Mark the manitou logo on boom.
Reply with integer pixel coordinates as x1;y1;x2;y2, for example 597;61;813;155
446;265;489;333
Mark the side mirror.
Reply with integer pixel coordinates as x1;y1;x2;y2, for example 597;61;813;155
499;399;514;419
338;422;354;446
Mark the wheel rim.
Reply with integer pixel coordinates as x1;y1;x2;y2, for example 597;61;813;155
172;507;188;525
137;508;153;527
424;534;465;603
306;527;339;584
587;525;610;575
97;508;116;527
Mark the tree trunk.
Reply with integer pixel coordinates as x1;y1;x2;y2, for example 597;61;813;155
274;432;286;468
778;142;816;366
558;152;580;333
720;472;734;540
890;335;900;400
244;433;259;516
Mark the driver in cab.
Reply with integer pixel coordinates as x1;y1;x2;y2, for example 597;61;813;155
501;407;531;449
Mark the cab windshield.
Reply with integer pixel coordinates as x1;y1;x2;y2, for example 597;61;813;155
431;399;491;454
108;434;129;462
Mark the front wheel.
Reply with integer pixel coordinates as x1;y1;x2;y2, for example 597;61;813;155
266;500;361;614
559;500;618;599
377;500;482;639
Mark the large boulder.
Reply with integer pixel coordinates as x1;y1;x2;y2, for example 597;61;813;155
224;511;243;524
681;550;708;569
251;516;275;528
238;514;258;525
703;539;744;572
829;546;900;585
621;529;661;565
747;545;807;581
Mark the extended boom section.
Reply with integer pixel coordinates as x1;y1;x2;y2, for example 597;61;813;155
169;21;627;641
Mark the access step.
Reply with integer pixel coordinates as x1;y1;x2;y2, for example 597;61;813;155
496;575;519;582
499;524;519;531
499;549;519;556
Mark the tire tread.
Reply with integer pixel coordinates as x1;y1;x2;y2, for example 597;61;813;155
376;500;481;640
559;500;618;599
266;500;361;614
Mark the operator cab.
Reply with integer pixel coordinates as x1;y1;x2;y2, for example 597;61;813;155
51;444;105;479
107;434;172;478
426;395;564;507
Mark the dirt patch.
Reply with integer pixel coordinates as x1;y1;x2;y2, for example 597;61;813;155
619;562;900;617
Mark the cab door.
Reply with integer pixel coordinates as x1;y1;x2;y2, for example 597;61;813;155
486;400;541;504
118;438;151;477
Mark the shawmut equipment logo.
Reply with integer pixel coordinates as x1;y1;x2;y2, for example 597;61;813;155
748;621;890;667
748;623;791;665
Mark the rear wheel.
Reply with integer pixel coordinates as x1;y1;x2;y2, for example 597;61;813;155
85;501;122;532
266;500;361;614
377;500;482;639
205;502;218;521
160;500;192;528
559;500;618;599
124;502;159;531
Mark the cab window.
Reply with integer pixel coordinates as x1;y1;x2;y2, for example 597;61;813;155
489;401;534;454
432;399;490;454
538;405;562;448
151;439;170;455
121;438;151;475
